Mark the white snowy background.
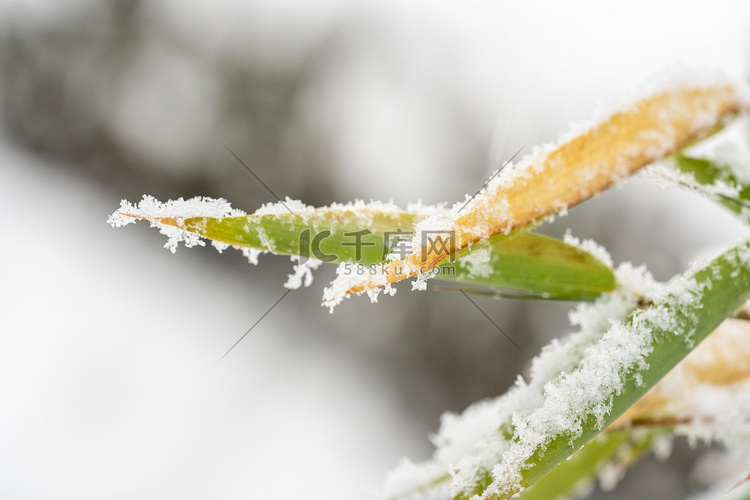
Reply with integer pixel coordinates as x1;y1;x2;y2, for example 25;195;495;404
0;1;749;499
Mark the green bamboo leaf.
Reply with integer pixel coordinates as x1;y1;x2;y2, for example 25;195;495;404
178;209;415;264
146;209;615;299
669;154;750;220
442;233;615;299
516;430;656;500
458;240;750;500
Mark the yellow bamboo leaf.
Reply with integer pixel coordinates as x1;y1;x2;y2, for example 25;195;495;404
337;80;744;304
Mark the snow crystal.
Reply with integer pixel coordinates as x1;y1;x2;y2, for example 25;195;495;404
322;263;390;313
284;256;323;289
480;240;747;498
504;67;740;190
107;195;245;253
328;198;404;215
254;198;443;228
585;66;737;137
321;265;355;312
255;226;276;252
405;199;448;215
611;263;660;302
647;159;741;201
648;113;750;206
241;247;263;265
254;196;312;216
108;194;245;227
384;236;743;500
365;277;396;303
683;113;750;183
563;230;614;269
484;316;656;497
458;241;493;279
111;194;452;308
675;378;750;453
211;240;230;253
382;266;648;499
410;272;431;291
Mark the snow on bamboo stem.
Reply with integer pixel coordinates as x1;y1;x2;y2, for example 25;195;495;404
608;317;750;449
109;195;449;289
381;263;657;500
383;240;750;500
471;240;750;500
328;73;745;310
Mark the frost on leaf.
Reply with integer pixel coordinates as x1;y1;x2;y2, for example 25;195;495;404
285;256;323;289
382;265;653;500
110;194;617;309
384;240;750;500
612;318;750;455
338;69;745;305
648;114;750;222
563;230;614;270
107;195;246;253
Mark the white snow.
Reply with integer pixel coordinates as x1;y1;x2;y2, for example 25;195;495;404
339;68;743;310
648;159;742;201
647;114;750;210
380;241;750;500
241;247;263;265
563;230;615;269
255;226;276;252
108;195;246;253
111;194;443;296
108;194;246;226
484;312;660;497
643;318;750;456
284;256;324;289
254;196;313;216
458;241;493;279
410;272;432;292
322;263;388;312
381;264;653;499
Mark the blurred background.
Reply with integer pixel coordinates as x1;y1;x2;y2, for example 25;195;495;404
1;1;749;499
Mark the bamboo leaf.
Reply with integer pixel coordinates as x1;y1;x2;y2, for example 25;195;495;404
115;207;616;299
671;154;750;220
460;240;750;499
173;209;416;264
516;430;656;500
442;233;615;299
337;81;743;299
